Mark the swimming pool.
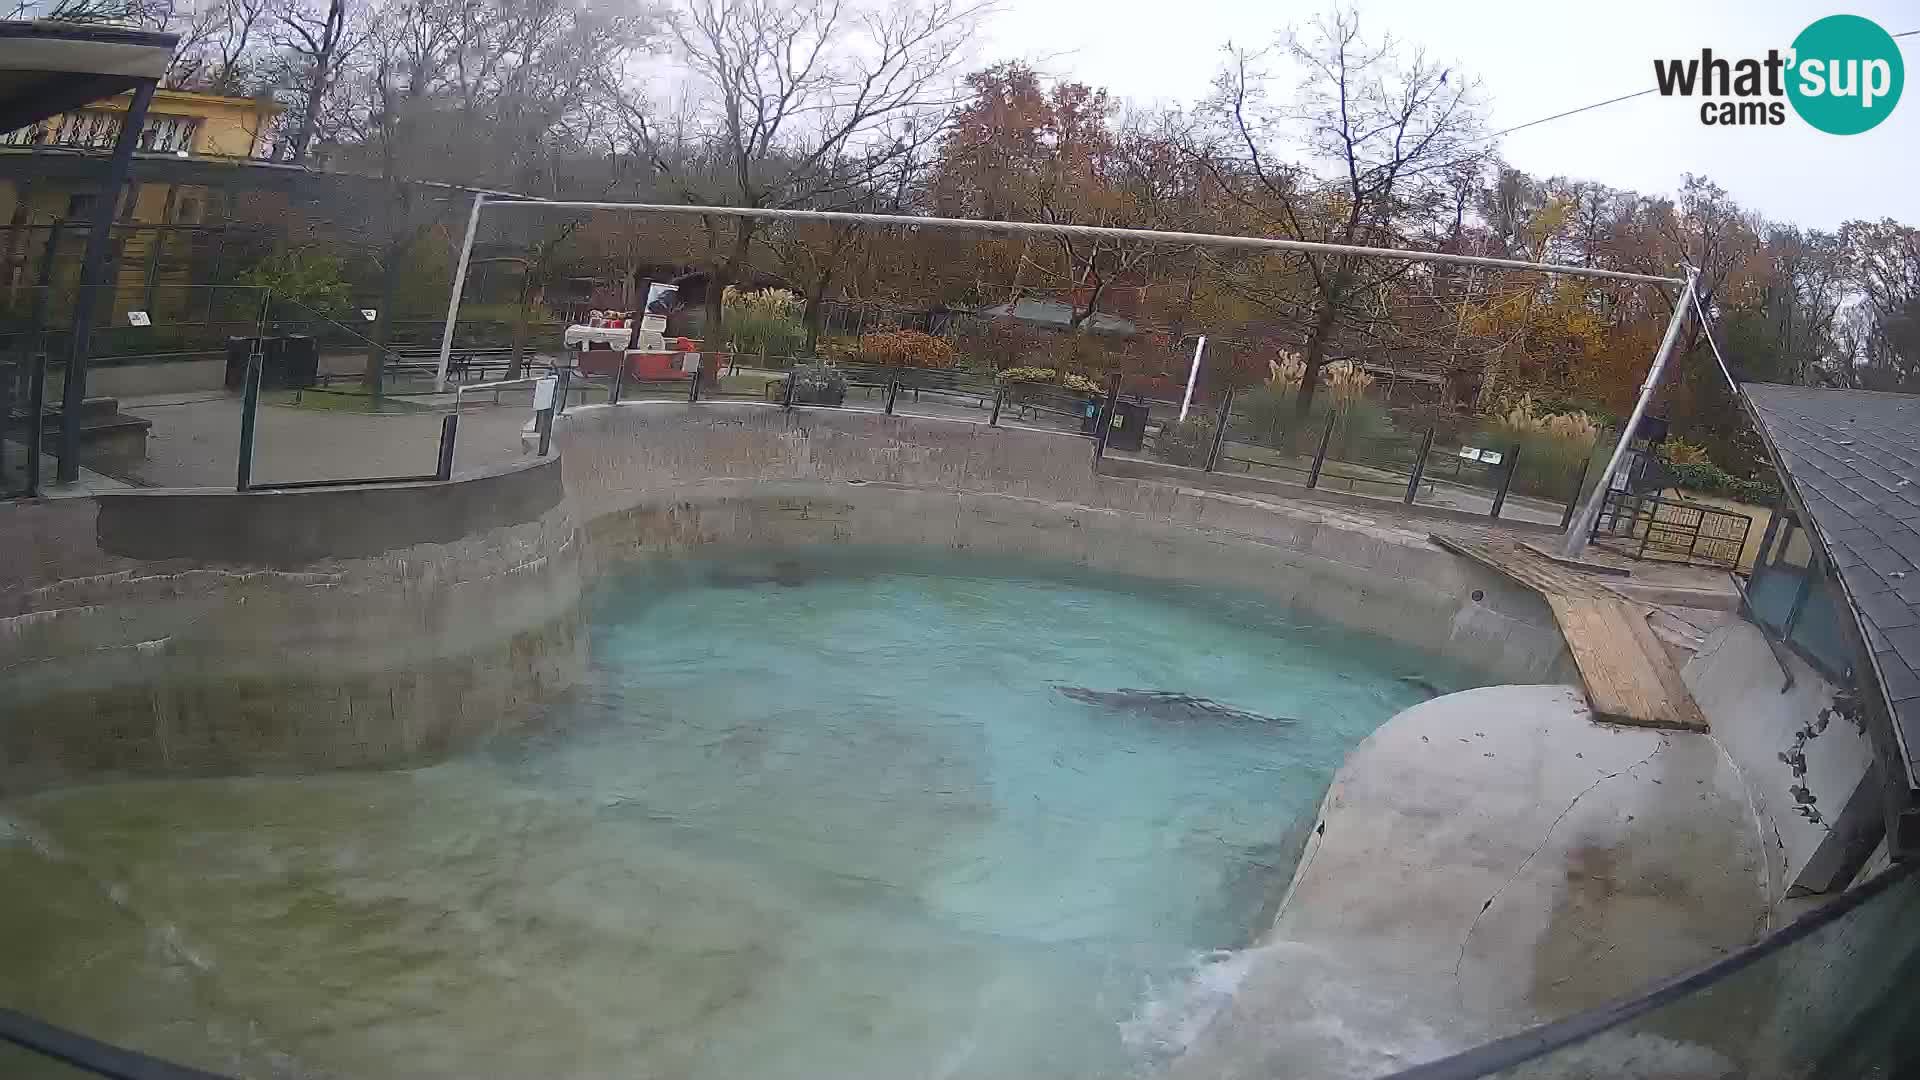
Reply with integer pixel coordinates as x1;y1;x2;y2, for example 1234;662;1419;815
0;549;1474;1078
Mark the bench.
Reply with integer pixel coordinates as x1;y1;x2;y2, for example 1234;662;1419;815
389;346;520;384
312;347;546;387
825;364;999;409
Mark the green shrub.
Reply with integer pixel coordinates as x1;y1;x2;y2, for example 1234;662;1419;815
789;361;847;406
818;335;862;364
1665;459;1781;505
857;329;956;369
1474;395;1607;499
1154;415;1216;468
996;366;1101;395
236;248;353;319
1235;383;1394;459
722;288;808;366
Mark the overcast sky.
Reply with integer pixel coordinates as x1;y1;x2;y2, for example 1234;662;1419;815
979;0;1918;231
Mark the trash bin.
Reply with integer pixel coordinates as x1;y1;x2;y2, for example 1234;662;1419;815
224;336;254;389
1106;399;1150;452
259;335;289;389
227;335;305;389
280;335;318;389
1078;396;1103;435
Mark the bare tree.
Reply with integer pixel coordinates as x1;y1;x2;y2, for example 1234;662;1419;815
1199;8;1485;419
9;0;172;24
606;0;988;342
271;0;359;162
166;0;274;93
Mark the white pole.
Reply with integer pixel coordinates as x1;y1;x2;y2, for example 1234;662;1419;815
1561;267;1699;559
436;192;487;393
1179;335;1207;421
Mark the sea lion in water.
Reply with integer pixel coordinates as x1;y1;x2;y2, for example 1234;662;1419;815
1398;675;1445;699
1054;687;1297;726
706;560;817;588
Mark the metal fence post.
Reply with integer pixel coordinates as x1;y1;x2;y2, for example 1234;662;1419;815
1559;458;1593;530
989;384;1004;427
235;344;261;491
1404;427;1435;504
686;364;701;404
1306;407;1337;489
23;348;47;497
885;371;900;415
1489;440;1521;519
782;370;797;410
435;412;459;481
60;79;156;485
535;403;555;455
609;356;626;405
556;365;572;413
1093;376;1121;461
1204;387;1234;472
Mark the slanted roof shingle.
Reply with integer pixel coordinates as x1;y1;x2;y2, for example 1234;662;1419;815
1743;383;1920;786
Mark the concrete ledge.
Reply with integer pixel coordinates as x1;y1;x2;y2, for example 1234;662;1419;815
94;455;563;567
1;456;584;794
1170;685;1769;1078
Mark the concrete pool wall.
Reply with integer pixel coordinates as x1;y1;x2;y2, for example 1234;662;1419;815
0;459;584;794
561;402;1578;684
2;400;1570;792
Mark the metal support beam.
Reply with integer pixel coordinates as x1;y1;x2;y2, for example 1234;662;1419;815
235;342;260;491
435;192;486;393
1405;427;1436;504
438;203;1687;440
58;77;154;484
434;412;459;480
1307;408;1336;489
475;201;1686;286
1093;377;1120;461
1204;388;1233;471
1490;441;1521;519
1562;267;1699;558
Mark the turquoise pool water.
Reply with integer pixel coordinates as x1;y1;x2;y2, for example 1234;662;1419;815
0;550;1474;1078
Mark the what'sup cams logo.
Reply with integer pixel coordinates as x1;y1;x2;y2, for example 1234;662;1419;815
1654;14;1904;134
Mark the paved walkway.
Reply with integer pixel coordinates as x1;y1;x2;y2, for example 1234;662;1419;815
120;391;535;489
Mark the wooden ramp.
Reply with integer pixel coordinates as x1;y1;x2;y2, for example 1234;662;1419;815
1431;531;1707;732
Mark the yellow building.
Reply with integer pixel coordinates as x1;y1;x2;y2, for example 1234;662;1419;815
2;86;278;159
1;88;282;224
1;90;284;318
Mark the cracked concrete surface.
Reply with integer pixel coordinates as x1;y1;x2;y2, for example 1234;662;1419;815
1167;685;1768;1080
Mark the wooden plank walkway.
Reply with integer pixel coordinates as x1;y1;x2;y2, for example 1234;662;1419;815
1431;530;1708;732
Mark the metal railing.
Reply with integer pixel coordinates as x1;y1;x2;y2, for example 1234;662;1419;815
1589;488;1753;569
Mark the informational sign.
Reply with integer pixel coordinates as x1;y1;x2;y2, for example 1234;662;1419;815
1456;446;1483;462
643;282;679;315
681;352;701;373
532;375;557;411
361;309;379;322
126;310;151;326
640;314;668;334
1457;446;1504;466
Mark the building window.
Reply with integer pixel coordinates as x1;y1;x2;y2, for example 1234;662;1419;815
140;115;199;153
0;111;199;153
54;110;123;148
1748;513;1856;679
